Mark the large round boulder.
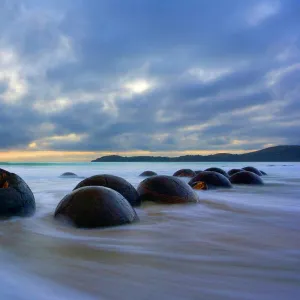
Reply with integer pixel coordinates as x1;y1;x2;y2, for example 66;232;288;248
173;169;196;178
205;167;229;178
73;174;140;207
139;171;157;177
137;175;198;204
230;171;264;185
0;168;36;218
194;170;202;175
242;166;262;176
54;186;139;228
189;171;232;189
260;170;267;175
227;168;243;177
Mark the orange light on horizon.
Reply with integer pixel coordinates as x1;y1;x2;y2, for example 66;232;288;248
0;149;251;162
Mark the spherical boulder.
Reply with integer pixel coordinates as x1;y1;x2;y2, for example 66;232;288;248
54;186;139;228
0;168;36;218
73;174;140;207
205;167;229;178
230;171;264;185
260;170;267;175
242;166;262;176
190;181;208;190
139;171;157;177
173;169;196;178
60;172;78;177
189;171;232;189
227;168;243;177
137;175;198;204
194;170;202;175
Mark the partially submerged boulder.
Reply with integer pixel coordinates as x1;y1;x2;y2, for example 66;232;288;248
242;166;262;176
0;168;36;218
227;169;243;177
73;174;140;207
54;186;138;228
60;172;78;178
205;167;229;178
189;171;232;189
173;169;196;178
137;175;198;204
230;171;264;185
139;171;157;177
194;170;202;175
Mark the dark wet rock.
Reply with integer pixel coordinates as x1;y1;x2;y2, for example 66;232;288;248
60;172;78;177
189;171;232;189
227;169;243;177
242;166;262;176
194;170;202;175
73;174;140;207
137;175;198;204
54;186;139;228
0;168;36;218
190;181;208;190
173;169;196;178
139;171;157;177
230;171;264;185
260;170;267;175
205;167;229;178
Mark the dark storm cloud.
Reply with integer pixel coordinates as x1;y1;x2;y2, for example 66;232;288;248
0;0;300;152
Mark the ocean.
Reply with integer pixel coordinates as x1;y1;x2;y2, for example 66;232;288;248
0;162;300;300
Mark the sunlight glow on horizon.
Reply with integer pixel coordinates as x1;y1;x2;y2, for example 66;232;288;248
0;149;251;162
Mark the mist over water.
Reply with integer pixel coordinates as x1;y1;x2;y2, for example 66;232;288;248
1;162;300;299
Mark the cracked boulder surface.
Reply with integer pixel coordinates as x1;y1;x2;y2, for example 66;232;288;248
73;174;140;207
190;181;208;190
0;168;36;218
137;175;199;204
189;171;232;189
54;186;139;229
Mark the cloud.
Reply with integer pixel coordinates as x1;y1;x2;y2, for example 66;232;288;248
0;0;300;158
0;47;28;103
246;1;281;27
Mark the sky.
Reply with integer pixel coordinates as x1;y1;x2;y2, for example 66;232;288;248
1;0;300;161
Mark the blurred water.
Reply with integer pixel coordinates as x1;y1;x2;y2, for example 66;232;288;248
1;162;300;299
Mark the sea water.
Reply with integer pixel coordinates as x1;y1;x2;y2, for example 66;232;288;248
0;162;300;299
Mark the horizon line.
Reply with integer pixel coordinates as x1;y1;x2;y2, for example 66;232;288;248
0;148;254;163
0;145;297;162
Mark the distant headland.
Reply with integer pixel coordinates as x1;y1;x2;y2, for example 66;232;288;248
91;145;300;162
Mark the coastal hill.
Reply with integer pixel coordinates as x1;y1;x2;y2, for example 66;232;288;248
92;145;300;162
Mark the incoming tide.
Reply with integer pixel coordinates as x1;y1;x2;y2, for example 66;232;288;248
0;162;300;299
